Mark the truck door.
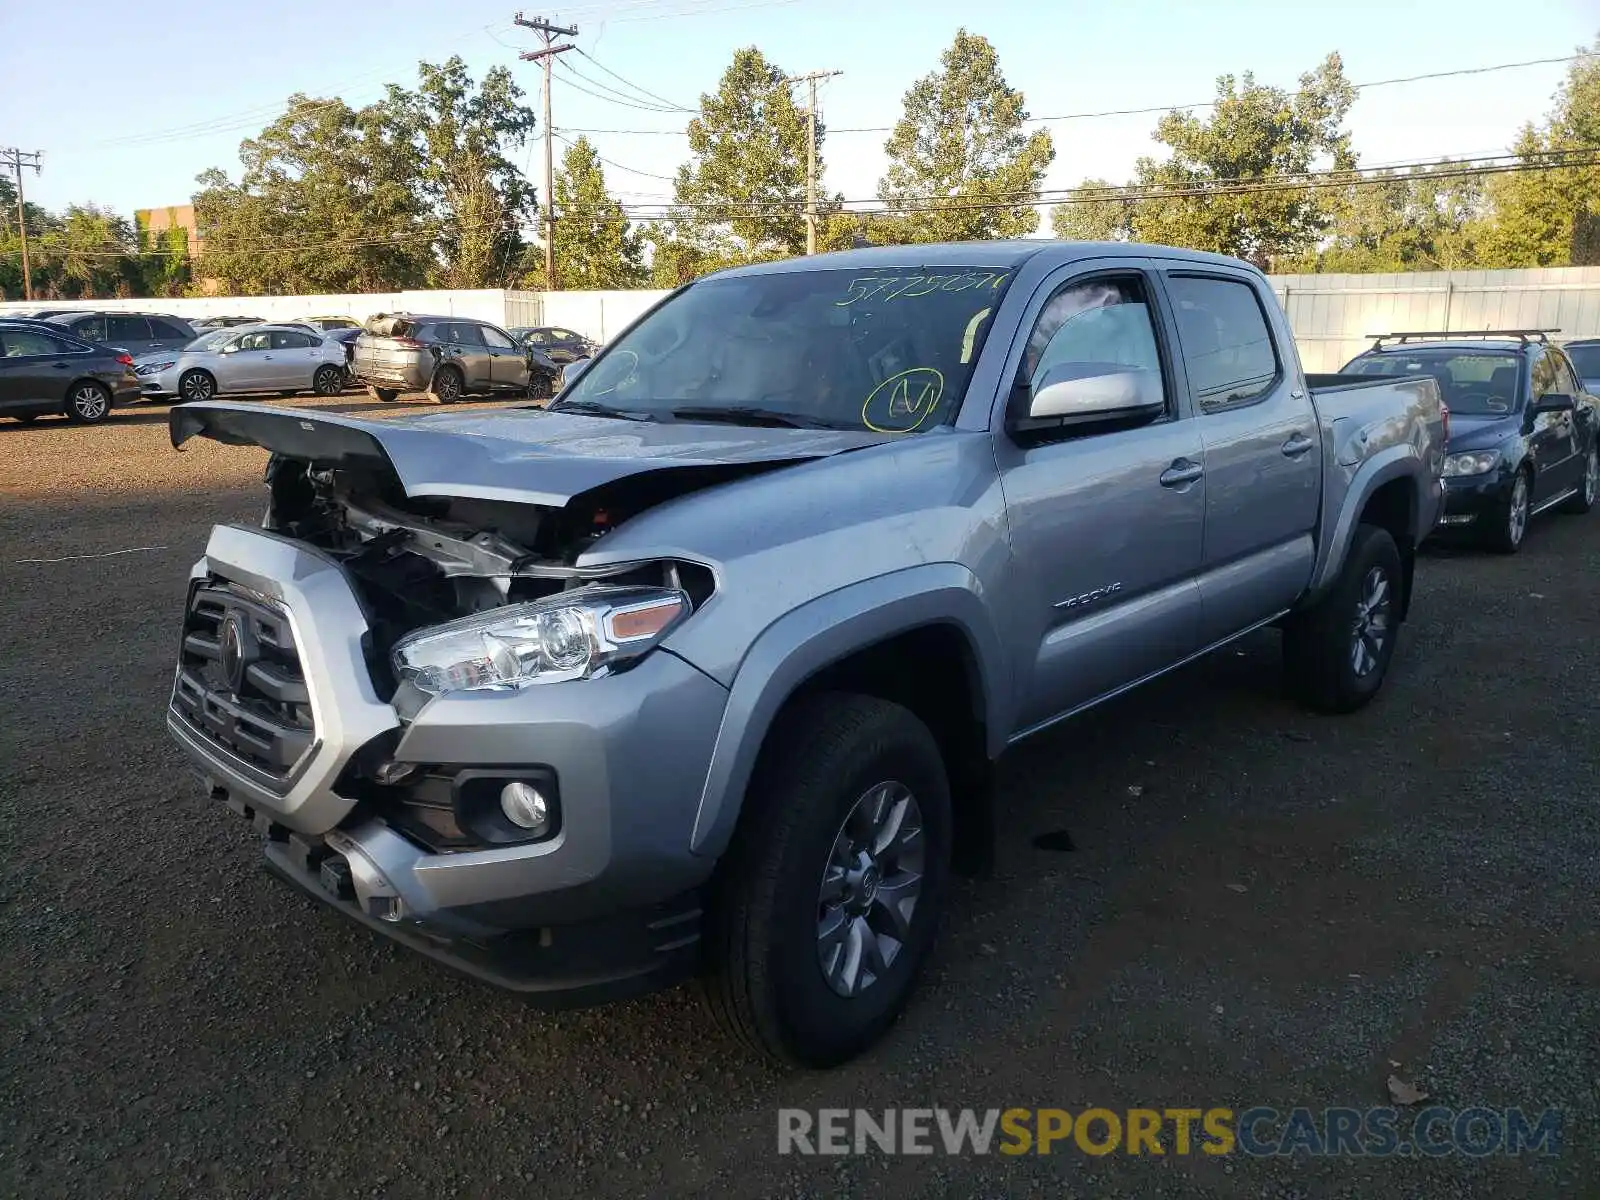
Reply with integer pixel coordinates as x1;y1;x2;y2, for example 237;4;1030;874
991;263;1206;734
1158;271;1320;645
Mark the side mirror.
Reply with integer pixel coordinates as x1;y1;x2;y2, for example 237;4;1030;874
1016;361;1165;428
558;356;593;392
1533;392;1576;415
220;343;238;354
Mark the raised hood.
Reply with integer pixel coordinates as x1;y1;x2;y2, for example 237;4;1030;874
170;401;890;506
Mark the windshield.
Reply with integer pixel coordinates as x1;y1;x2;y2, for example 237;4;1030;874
183;328;242;353
1347;349;1521;415
563;265;1017;432
1568;344;1600;383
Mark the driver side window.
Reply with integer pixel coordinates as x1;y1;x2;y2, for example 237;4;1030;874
1019;276;1168;420
1531;351;1559;400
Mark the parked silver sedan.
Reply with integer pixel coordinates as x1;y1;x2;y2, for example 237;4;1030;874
137;325;349;403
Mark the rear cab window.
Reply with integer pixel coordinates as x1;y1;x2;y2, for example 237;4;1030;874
1163;275;1280;410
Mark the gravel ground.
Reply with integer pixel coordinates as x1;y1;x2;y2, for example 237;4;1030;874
1;396;1597;1199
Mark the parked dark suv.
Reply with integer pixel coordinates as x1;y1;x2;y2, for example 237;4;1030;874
1339;330;1598;552
45;311;199;356
350;313;562;404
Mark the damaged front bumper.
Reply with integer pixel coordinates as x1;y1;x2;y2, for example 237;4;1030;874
168;523;730;1004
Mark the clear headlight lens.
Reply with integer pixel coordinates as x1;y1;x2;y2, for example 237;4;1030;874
1443;449;1500;477
391;585;690;696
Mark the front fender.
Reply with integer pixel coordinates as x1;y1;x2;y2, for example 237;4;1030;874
1307;444;1438;601
685;562;1009;859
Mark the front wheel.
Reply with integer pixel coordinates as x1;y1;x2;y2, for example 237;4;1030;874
313;364;344;396
1560;446;1597;514
64;381;112;424
703;693;951;1069
527;373;554;402
1283;524;1403;714
1484;468;1531;553
178;369;216;405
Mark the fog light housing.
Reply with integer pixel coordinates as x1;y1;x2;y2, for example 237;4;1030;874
500;781;550;833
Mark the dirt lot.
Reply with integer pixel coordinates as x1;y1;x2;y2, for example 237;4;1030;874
1;397;1596;1199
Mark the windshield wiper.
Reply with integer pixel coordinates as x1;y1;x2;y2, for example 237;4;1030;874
665;405;854;430
546;398;654;421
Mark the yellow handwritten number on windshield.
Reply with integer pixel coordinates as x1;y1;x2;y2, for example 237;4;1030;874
863;367;945;434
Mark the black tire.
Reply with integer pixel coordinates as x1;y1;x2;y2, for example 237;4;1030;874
63;380;112;424
369;386;400;404
703;692;951;1069
1283;524;1403;714
429;365;464;405
177;369;216;405
1483;467;1532;554
312;364;344;397
1560;445;1597;514
527;373;554;402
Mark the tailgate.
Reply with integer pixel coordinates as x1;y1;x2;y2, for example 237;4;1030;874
353;336;424;373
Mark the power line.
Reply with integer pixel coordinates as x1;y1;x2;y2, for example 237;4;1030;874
573;46;694;111
2;149;44;299
557;50;1600;137
553;57;684;113
551;130;680;181
516;13;580;289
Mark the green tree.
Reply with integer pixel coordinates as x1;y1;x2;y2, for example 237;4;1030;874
1049;178;1133;243
386;57;539;288
30;205;141;299
1473;41;1600;267
1078;53;1355;269
194;93;433;294
876;29;1054;243
652;47;820;284
525;137;645;289
1283;167;1483;272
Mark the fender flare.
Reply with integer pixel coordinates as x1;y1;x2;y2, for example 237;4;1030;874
685;562;1010;859
1306;445;1431;602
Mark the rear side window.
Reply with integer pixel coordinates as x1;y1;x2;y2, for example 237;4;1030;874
447;323;486;346
150;318;192;339
70;315;108;342
106;315;152;341
270;330;313;349
1165;276;1280;409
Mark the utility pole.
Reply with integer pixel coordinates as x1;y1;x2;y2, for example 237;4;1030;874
1;148;43;300
784;71;840;254
515;14;578;289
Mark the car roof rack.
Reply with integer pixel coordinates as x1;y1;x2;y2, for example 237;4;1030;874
1367;329;1560;350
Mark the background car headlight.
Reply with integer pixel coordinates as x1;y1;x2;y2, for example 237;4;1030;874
391;585;689;696
1443;449;1501;477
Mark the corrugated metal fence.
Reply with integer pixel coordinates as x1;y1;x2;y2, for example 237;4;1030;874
6;268;1600;371
1270;267;1600;372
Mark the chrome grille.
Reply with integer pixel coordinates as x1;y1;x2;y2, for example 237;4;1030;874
171;581;316;789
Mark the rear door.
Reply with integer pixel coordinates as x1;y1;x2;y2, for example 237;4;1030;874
482;324;528;389
992;261;1207;731
1158;270;1320;645
268;330;319;389
443;323;491;388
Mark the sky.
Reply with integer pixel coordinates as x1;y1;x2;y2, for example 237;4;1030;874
1;0;1595;225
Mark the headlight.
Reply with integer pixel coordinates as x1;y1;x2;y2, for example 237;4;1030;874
391;585;690;696
1443;449;1500;477
138;361;176;376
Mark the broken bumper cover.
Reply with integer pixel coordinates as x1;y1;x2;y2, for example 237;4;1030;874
169;522;731;1003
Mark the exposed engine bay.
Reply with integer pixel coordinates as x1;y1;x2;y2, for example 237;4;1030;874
261;454;720;666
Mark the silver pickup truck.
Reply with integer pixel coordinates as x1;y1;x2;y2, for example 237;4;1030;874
167;242;1445;1068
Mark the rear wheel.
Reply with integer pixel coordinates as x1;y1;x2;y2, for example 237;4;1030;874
703;693;951;1068
429;365;464;405
64;381;112;424
1560;446;1597;514
1484;468;1531;553
368;386;399;404
178;369;216;405
1284;523;1403;714
313;364;344;396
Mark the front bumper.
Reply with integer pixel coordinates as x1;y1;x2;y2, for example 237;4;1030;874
141;364;181;399
168;523;729;1002
1438;469;1514;528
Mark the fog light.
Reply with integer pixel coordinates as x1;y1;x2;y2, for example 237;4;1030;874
500;781;550;833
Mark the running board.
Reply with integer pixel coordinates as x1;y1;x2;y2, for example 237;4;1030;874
1530;487;1578;517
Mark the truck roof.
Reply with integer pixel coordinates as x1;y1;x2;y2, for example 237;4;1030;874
709;240;1264;279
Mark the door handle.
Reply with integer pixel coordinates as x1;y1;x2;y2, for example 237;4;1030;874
1159;459;1204;487
1281;432;1314;457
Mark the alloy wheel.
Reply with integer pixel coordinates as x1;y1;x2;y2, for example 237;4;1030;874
816;781;926;998
1349;565;1392;678
1585;451;1598;508
72;385;108;421
1508;473;1529;546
